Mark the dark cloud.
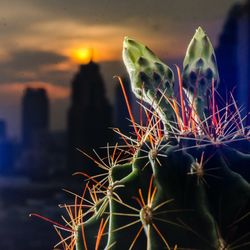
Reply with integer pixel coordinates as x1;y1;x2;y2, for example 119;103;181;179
0;50;67;70
0;0;239;43
0;49;70;83
25;0;239;25
0;0;240;59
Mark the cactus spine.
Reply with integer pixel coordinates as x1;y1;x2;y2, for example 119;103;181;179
33;27;250;250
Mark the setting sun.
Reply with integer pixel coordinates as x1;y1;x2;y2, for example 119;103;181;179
71;48;93;64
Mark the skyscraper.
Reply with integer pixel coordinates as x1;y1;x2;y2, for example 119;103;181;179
21;87;49;147
0;119;13;174
216;0;250;119
67;61;113;172
0;119;6;140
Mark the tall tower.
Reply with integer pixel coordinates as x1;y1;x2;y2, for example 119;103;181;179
216;0;250;119
67;61;113;172
237;1;250;118
0;119;13;174
21;87;49;147
0;119;6;140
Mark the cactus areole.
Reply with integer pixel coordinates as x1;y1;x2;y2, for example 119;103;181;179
33;27;250;250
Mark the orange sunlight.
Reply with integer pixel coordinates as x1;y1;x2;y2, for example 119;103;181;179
70;48;93;64
63;43;120;63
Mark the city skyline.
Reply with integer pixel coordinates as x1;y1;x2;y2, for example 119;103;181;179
0;2;250;249
0;0;243;138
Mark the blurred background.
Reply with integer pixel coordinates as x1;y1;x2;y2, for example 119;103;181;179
0;0;249;249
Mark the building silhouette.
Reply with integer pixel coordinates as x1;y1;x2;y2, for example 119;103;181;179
21;87;49;147
67;61;113;173
216;0;250;119
0;119;6;140
0;119;14;174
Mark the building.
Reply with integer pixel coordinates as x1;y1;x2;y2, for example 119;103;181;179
0;119;14;174
18;87;69;180
0;120;6;140
67;61;113;173
21;88;49;147
216;0;250;120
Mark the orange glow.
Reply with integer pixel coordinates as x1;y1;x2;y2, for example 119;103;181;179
0;82;70;100
71;48;93;64
62;43;120;62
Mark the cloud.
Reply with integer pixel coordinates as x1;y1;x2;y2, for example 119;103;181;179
0;0;239;61
0;49;73;86
0;49;68;71
21;0;240;25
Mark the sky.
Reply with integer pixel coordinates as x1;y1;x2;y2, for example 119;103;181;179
0;0;243;139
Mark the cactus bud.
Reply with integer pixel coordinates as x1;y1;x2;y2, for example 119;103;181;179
182;27;219;117
123;37;175;128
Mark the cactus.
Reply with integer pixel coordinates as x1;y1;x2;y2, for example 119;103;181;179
182;27;220;119
123;37;175;131
31;27;250;250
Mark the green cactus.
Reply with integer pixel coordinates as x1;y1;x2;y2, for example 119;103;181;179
32;27;250;250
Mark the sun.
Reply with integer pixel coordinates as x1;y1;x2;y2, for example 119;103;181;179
71;48;93;64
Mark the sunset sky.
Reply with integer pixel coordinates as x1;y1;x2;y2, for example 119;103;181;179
0;0;242;138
